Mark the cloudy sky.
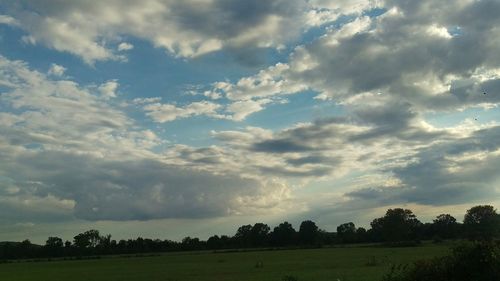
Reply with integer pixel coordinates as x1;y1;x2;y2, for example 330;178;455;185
0;0;499;243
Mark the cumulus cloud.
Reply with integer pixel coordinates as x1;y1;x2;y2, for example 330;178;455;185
226;99;272;121
140;97;288;123
0;14;19;26
1;150;289;221
0;55;293;222
207;63;308;101
0;1;385;63
117;42;134;51
143;101;223;123
1;0;500;231
345;125;500;207
47;63;66;77
98;80;119;99
205;0;500;119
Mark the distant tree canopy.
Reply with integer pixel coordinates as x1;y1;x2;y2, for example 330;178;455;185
299;220;319;245
370;208;422;242
271;221;296;246
337;222;356;243
73;229;101;248
432;214;458;239
1;204;498;260
45;237;63;248
464;205;500;240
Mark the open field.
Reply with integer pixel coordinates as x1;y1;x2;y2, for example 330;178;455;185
0;243;451;281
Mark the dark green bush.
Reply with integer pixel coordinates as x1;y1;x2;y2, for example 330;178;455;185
382;241;500;281
281;275;299;281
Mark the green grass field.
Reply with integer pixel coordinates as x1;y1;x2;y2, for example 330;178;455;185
0;243;451;281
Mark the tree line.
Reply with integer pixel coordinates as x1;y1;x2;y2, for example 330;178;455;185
1;205;499;260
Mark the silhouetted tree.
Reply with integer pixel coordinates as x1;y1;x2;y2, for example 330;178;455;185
44;237;63;256
250;223;270;247
370;208;422;242
234;224;252;247
2;205;498;260
337;222;356;243
271;221;296;246
432;214;459;239
464;205;500;240
299;220;319;245
181;236;203;250
356;227;367;243
74;229;101;249
207;235;220;249
45;236;63;248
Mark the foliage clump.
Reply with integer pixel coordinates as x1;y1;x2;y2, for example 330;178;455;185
281;275;299;281
382;241;500;281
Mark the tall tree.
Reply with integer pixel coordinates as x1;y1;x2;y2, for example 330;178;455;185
73;229;101;248
234;224;252;247
337;222;356;243
370;208;422;242
250;223;270;247
45;236;63;248
299;220;319;245
45;236;64;257
271;221;296;246
432;214;458;239
464;205;500;240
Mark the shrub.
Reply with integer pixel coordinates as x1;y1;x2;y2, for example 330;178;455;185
382;241;500;281
281;275;299;281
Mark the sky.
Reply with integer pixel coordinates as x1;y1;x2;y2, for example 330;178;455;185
0;0;499;244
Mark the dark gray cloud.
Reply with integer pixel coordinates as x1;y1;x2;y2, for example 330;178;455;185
1;0;499;235
286;155;337;166
0;150;278;221
349;102;445;143
252;139;314;153
170;0;305;39
258;165;333;178
346;125;500;206
1;0;312;62
255;105;444;152
0;54;289;223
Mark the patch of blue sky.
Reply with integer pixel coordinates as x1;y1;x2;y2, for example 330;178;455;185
295;7;386;53
300;14;355;46
0;25;275;99
363;7;387;18
447;26;463;37
425;106;500;128
149;90;347;148
155;116;236;148
239;90;347;130
105;39;275;102
0;26;82;77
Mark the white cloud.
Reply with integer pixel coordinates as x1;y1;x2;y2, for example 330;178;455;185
132;97;162;104
0;55;295;222
2;1;382;63
310;0;381;14
2;0;500;232
47;63;66;77
0;15;19;26
143;101;223;123
227;99;272;121
207;63;308;102
98;80;119;99
117;42;134;51
206;0;500;117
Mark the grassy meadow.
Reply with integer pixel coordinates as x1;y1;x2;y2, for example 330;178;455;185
0;243;451;281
